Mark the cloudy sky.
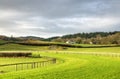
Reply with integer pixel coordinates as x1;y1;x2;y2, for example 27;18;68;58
0;0;120;38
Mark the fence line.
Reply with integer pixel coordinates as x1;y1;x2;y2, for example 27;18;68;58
55;51;120;57
0;58;56;73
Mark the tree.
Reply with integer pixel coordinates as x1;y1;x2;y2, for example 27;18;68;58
52;38;63;43
75;37;82;44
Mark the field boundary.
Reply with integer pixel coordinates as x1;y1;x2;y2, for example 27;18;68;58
55;52;120;57
0;57;56;73
16;42;120;48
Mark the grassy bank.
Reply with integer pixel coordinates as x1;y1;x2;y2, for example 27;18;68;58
0;53;120;79
0;43;120;79
0;44;120;53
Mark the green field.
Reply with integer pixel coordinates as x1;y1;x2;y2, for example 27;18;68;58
0;44;48;51
0;44;120;53
0;57;48;72
0;44;120;79
0;57;46;65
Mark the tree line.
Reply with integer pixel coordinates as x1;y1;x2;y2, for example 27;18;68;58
0;31;120;45
51;31;120;44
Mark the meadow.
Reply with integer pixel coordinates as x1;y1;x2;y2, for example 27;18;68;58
0;43;120;79
0;57;46;65
0;57;48;72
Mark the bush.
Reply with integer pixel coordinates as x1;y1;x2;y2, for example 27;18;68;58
31;54;41;58
0;52;32;57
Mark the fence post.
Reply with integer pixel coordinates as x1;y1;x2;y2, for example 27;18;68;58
31;63;33;69
27;63;29;69
53;58;56;64
15;64;17;71
0;58;57;72
21;64;23;70
34;62;35;68
37;62;38;68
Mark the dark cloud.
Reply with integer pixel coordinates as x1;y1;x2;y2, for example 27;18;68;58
1;0;119;18
0;0;120;37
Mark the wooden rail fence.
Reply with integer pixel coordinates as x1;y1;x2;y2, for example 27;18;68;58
55;52;120;57
0;58;56;73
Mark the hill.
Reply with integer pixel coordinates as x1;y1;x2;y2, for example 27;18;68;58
0;31;120;45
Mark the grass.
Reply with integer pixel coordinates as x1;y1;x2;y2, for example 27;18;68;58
0;40;7;44
67;47;120;53
0;44;48;51
1;53;120;79
0;43;120;79
0;44;120;53
0;57;46;65
0;57;48;72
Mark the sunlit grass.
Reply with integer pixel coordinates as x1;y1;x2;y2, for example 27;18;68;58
0;53;120;79
0;44;120;79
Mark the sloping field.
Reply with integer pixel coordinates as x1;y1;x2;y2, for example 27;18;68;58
0;44;120;53
0;52;120;79
0;57;46;65
0;44;120;79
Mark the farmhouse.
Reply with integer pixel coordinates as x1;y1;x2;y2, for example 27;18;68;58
66;40;76;44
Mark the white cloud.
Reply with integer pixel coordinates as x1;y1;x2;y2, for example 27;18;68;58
0;10;23;20
53;17;120;29
0;0;120;37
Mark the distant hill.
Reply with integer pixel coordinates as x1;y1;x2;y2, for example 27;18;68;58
19;36;45;41
61;31;119;38
0;31;120;45
46;31;120;41
45;31;120;45
0;35;45;42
